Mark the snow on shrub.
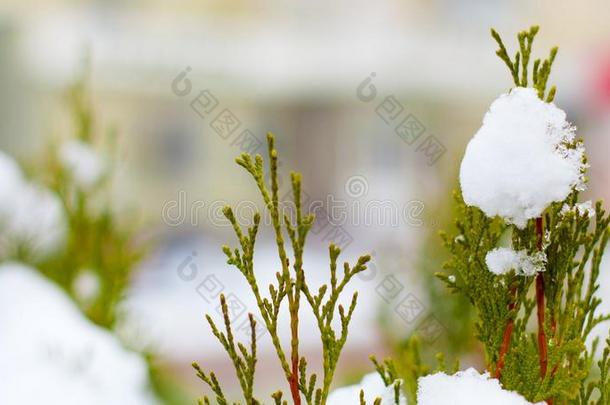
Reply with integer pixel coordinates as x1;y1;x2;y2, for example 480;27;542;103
460;87;585;228
485;247;546;276
0;263;155;405
417;368;544;405
327;372;406;405
0;151;66;257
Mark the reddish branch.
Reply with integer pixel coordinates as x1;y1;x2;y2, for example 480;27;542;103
536;273;548;377
535;217;548;378
288;290;301;405
289;356;300;405
497;217;549;381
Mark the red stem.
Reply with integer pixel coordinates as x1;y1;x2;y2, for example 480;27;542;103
536;273;548;377
288;290;301;405
289;356;300;405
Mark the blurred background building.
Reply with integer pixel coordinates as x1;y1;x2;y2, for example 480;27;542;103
1;0;609;401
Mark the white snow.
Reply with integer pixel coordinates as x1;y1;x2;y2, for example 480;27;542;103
0;263;156;405
485;247;546;277
59;139;106;188
560;200;595;218
460;87;585;228
0;151;66;258
73;269;101;306
417;368;544;405
327;372;406;405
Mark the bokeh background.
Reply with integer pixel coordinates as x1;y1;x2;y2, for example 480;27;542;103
1;0;609;403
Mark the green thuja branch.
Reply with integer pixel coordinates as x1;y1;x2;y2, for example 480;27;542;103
358;390;381;405
193;295;260;404
436;26;610;404
371;337;455;404
491;25;558;101
194;133;371;404
300;244;370;404
34;75;145;329
595;334;610;404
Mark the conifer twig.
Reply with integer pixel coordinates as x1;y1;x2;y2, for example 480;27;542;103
195;133;371;404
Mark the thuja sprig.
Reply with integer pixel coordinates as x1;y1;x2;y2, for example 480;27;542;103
489;25;563;383
300;245;370;403
193;295;259;404
362;357;401;405
370;337;456;404
440;189;610;402
36;75;145;329
429;25;610;404
593;334;610;404
491;25;558;101
193;133;371;404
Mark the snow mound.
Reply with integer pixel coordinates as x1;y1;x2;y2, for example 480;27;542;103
485;247;546;276
0;263;156;405
327;372;406;405
59;140;106;188
418;368;544;405
460;87;585;228
0;151;66;258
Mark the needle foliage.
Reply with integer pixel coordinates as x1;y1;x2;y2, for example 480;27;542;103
435;26;610;404
193;134;374;404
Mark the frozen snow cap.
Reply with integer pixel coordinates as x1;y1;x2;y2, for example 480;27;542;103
0;263;156;405
418;368;544;404
327;372;406;405
460;87;585;228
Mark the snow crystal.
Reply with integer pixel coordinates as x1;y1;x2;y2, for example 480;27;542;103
327;372;406;405
485;247;546;276
0;263;156;405
561;200;595;218
59;140;106;188
0;151;66;258
418;368;544;405
460;87;585;228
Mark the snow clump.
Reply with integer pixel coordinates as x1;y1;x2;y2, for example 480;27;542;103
485;247;546;276
460;87;585;228
417;368;544;405
0;263;156;405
